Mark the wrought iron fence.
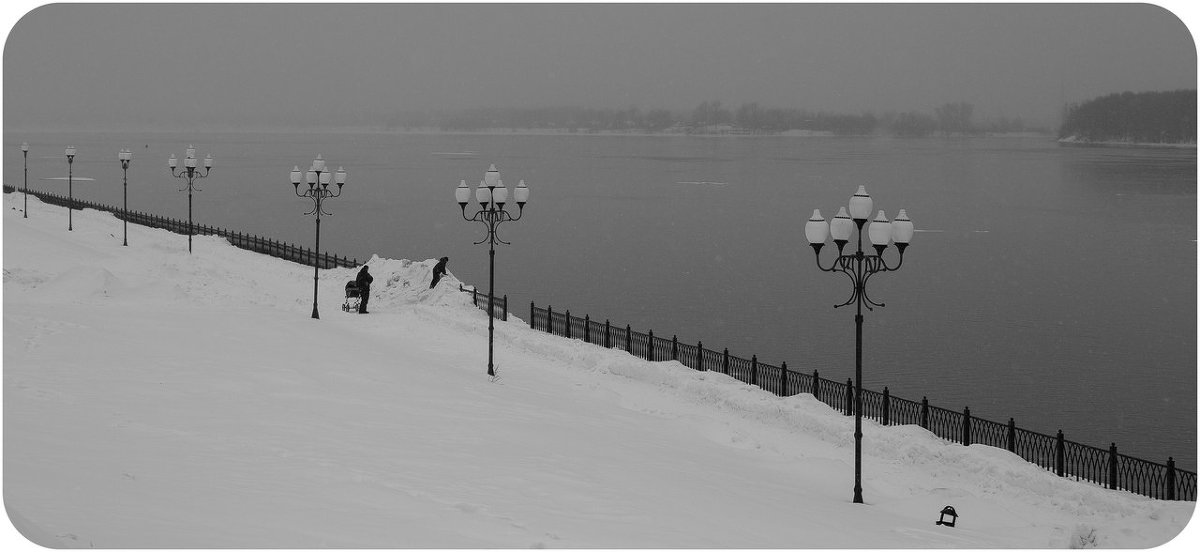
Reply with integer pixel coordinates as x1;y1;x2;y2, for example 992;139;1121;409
12;186;1192;501
528;301;1196;501
5;186;360;269
458;284;508;321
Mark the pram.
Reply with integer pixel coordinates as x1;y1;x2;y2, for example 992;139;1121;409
342;280;362;313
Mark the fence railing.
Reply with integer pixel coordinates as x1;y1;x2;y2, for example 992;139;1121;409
528;301;1197;502
459;284;507;321
12;185;1193;501
5;186;360;269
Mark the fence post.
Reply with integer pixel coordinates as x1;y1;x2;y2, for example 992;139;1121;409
584;315;591;343
697;341;705;371
625;324;632;354
920;397;929;429
671;335;678;361
813;369;820;402
722;348;729;375
780;362;788;397
1108;443;1118;490
845;379;854;415
647;330;654;361
750;355;758;387
605;320;611;348
530;302;536;330
565;311;572;339
546;305;554;333
962;406;972;446
1167;457;1177;500
1055;430;1065;477
1007;418;1017;453
502;295;507;321
473;287;479;308
881;386;890;426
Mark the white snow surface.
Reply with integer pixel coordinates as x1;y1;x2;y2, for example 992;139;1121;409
2;193;1195;548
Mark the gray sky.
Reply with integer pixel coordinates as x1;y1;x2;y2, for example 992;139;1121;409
3;2;1196;130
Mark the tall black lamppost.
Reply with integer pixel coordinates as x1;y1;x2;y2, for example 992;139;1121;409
65;145;76;231
456;164;529;378
20;142;28;218
167;145;213;253
290;155;346;320
804;185;914;504
118;148;132;246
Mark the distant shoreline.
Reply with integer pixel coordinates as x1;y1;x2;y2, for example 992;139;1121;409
9;125;1057;140
1056;135;1197;149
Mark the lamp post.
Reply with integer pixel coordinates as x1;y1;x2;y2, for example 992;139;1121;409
65;146;76;231
118;149;131;246
20;142;28;218
167;145;213;253
291;155;346;320
805;185;914;504
456;164;529;378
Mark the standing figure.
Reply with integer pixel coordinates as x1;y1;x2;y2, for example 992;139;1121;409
430;257;449;289
355;265;373;314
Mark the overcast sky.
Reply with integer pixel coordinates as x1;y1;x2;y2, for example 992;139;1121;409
3;2;1196;130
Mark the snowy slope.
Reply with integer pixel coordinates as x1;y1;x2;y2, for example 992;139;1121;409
3;193;1195;548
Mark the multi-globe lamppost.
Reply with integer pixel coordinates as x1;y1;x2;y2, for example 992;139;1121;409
455;164;529;378
20;142;28;218
804;185;914;504
167;145;213;253
65;145;76;231
118;148;132;246
290;155;346;320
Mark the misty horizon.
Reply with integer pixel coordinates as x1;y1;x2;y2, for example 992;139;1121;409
3;3;1197;133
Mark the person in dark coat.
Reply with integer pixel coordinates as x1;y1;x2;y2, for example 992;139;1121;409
355;265;373;313
430;257;449;289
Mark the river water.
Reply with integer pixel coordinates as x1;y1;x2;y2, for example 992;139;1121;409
5;130;1196;470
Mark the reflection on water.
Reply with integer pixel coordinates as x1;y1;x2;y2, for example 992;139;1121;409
5;131;1196;470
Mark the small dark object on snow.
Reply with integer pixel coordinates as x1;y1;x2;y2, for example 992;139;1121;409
935;505;957;527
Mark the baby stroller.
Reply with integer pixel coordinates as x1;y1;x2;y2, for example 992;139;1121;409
342;280;362;313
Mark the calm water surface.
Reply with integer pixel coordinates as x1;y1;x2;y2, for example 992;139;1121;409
5;130;1196;470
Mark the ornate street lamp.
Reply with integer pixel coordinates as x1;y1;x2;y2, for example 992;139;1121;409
65;145;76;231
805;185;914;504
291;155;346;319
167;145;213;253
20;142;28;218
118;149;132;246
456;164;529;378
